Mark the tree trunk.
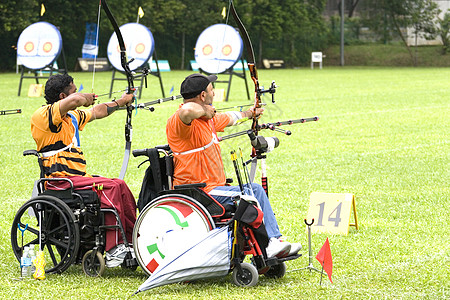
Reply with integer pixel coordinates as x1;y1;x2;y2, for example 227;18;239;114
348;0;361;18
258;35;263;68
181;32;185;70
390;10;415;66
414;31;418;66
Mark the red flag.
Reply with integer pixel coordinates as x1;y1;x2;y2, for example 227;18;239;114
315;237;333;283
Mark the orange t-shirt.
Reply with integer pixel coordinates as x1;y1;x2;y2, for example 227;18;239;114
166;107;230;192
31;101;92;177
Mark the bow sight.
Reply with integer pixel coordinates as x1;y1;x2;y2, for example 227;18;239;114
258;81;277;104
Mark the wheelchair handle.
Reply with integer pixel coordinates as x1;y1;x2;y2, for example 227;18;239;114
132;149;149;157
133;145;171;157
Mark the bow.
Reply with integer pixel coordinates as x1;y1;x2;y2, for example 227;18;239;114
229;1;261;137
225;1;318;196
229;0;271;195
100;0;135;180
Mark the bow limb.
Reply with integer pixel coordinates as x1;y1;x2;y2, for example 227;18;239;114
230;1;271;195
229;0;261;135
101;0;134;179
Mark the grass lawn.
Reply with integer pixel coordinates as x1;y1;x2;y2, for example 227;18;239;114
0;67;448;299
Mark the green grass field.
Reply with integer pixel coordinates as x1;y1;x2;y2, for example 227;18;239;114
0;67;448;299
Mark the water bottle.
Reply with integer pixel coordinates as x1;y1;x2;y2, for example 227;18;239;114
20;246;32;278
29;244;36;275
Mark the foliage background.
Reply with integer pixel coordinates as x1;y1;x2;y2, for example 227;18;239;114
0;0;329;71
2;0;448;72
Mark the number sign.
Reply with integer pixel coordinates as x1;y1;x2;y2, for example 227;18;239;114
306;192;358;235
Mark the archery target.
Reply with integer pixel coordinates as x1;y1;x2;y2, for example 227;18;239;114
107;23;154;72
195;24;243;74
132;196;215;276
17;22;62;70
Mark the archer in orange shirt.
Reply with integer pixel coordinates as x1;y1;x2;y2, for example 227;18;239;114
166;73;301;258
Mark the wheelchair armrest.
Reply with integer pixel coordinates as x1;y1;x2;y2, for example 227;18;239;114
37;177;75;194
23;150;39;157
174;183;206;189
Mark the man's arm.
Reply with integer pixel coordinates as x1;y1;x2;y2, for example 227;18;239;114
178;102;216;125
225;107;264;127
58;93;96;117
88;92;134;121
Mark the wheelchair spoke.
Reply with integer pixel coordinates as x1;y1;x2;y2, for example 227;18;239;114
47;236;69;250
43;206;57;230
46;223;69;236
19;221;39;236
46;243;59;267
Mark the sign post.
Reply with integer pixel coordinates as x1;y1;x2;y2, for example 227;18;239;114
311;52;323;69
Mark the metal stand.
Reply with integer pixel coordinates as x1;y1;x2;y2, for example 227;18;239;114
290;219;325;275
109;50;165;99
199;58;250;102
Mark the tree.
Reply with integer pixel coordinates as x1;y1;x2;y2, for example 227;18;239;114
408;0;439;65
280;0;328;66
424;9;450;54
437;10;450;54
363;0;440;66
0;0;39;70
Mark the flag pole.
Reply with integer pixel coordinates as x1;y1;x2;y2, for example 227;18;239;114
319;259;324;286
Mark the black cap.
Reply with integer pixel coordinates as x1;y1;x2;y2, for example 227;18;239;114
180;73;217;99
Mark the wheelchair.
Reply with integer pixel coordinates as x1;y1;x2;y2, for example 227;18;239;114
10;150;137;277
131;145;301;287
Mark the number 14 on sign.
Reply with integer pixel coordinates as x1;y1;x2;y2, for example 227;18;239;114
306;192;358;235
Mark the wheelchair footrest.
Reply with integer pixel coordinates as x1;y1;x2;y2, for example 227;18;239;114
265;253;302;266
122;257;138;268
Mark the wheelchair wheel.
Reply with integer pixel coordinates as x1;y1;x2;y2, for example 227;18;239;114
82;250;105;277
232;262;259;287
133;194;215;276
263;262;286;279
11;195;80;274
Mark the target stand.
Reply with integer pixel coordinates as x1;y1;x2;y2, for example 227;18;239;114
195;24;250;102
107;23;164;99
17;22;68;96
109;50;165;99
199;58;249;102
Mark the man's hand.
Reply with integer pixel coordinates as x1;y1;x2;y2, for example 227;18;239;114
179;102;216;125
81;93;96;107
246;106;264;119
118;92;134;107
200;104;216;120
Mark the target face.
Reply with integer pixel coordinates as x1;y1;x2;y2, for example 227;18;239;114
195;24;243;74
17;22;62;70
107;23;154;72
133;196;215;276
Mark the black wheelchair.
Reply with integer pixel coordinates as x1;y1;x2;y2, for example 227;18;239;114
10;150;137;277
131;144;301;287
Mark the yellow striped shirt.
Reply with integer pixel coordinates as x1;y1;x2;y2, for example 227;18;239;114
31;101;92;177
